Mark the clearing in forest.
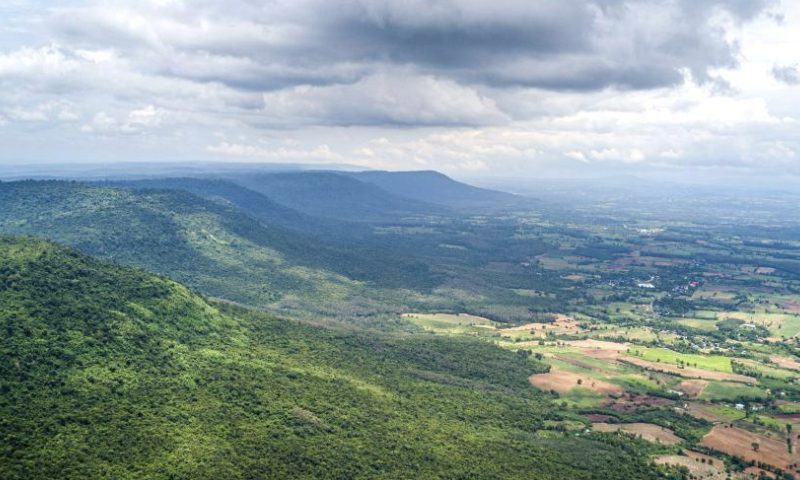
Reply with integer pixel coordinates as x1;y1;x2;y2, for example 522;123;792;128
677;379;708;398
654;455;732;480
528;368;624;396
700;425;796;472
592;423;682;445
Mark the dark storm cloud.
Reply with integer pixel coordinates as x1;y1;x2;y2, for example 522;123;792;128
49;0;775;94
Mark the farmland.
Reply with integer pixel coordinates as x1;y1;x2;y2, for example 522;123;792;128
396;186;800;478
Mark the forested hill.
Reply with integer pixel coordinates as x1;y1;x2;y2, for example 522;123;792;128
0;181;438;306
0;236;671;480
97;177;355;237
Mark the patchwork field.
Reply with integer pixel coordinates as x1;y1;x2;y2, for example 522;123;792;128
700;426;797;472
592;423;682;445
528;368;625;396
655;455;732;480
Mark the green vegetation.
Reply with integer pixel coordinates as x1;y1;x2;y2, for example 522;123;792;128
3;170;800;478
0;181;438;309
0;236;676;480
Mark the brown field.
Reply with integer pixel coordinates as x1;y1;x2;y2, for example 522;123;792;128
684;450;725;468
592;422;682;445
678;379;708;398
655;455;730;480
528;368;624;395
700;426;796;471
563;274;585;281
681;402;735;423
509;315;585;337
779;301;800;313
567;339;629;351
771;356;800;371
743;467;777;479
602;395;674;412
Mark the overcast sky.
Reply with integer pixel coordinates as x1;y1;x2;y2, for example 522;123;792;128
1;0;799;181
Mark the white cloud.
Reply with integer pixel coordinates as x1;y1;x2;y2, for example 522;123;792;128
81;112;117;132
261;73;509;127
207;141;346;163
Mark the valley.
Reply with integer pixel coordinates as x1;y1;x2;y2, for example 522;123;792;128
1;169;799;479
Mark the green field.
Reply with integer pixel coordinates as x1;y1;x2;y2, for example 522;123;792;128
633;348;734;373
699;381;766;401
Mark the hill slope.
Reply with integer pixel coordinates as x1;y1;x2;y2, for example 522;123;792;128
99;177;373;239
0;236;671;480
0;181;438;306
345;170;519;207
229;172;449;222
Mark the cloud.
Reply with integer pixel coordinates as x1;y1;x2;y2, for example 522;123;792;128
0;0;798;181
772;64;800;85
207;142;346;163
46;0;775;95
261;72;509;127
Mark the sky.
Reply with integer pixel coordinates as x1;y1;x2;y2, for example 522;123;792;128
0;0;799;182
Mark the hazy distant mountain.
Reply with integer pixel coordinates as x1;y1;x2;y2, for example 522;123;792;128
228;171;448;222
345;170;520;207
0;161;361;181
98;178;334;235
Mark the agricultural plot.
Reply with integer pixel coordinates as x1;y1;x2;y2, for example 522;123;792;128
655;455;733;480
700;426;797;473
528;368;624;403
699;381;766;401
717;311;800;338
403;312;499;335
592;422;682;445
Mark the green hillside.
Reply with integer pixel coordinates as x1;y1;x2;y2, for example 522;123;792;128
0;181;438;307
98;178;329;232
0;236;672;480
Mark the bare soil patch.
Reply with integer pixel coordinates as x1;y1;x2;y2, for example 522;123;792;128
770;356;800;371
510;315;585;337
743;467;777;479
592;422;682;445
678;379;708;398
528;368;624;396
700;425;795;471
655;455;729;480
602;395;674;412
567;339;628;351
684;450;724;468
